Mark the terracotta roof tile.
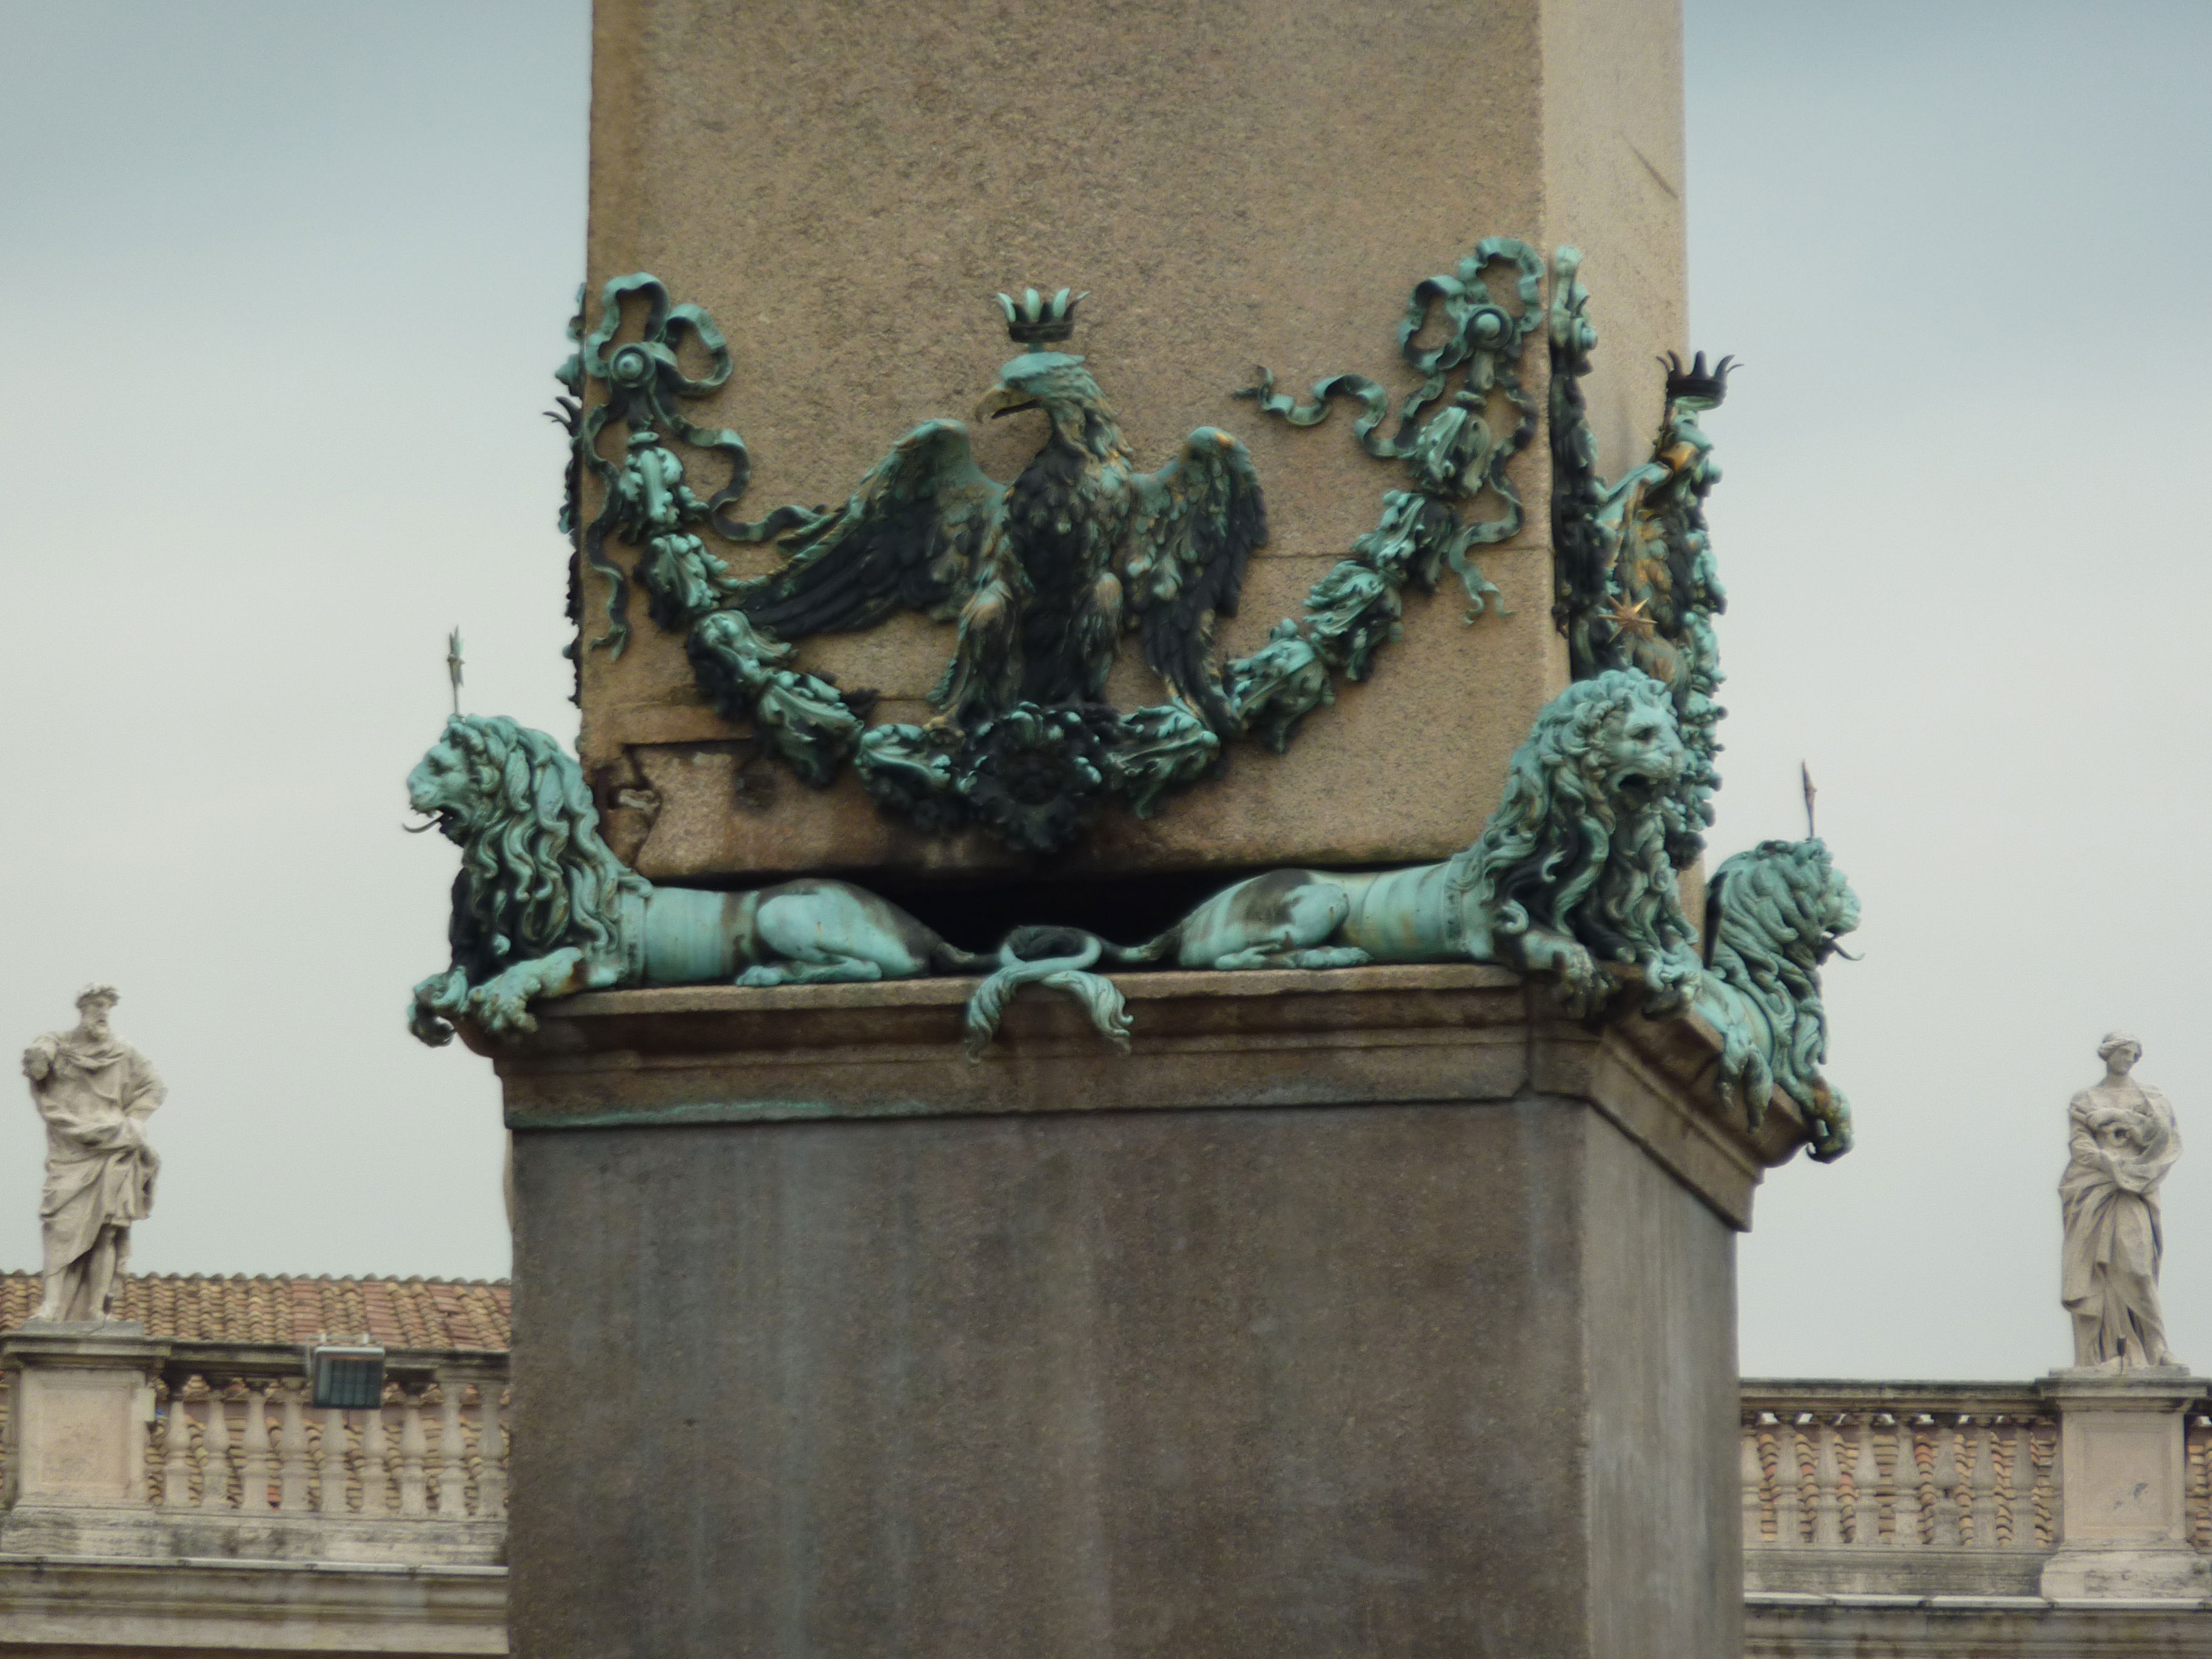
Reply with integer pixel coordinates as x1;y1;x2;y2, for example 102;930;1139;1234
0;1273;509;1351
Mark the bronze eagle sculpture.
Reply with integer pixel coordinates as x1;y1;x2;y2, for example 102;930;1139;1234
570;280;1278;853
736;344;1267;743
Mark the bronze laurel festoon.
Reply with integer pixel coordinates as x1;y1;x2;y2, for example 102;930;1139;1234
562;247;1726;859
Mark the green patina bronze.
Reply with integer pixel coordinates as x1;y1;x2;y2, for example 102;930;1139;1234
1079;672;1860;1149
560;261;1549;851
401;714;1125;1052
1101;669;1705;1017
1697;837;1860;1161
560;276;1269;852
558;258;1740;860
1226;237;1544;749
408;688;1858;1158
562;275;858;770
730;317;1268;852
1548;246;1731;866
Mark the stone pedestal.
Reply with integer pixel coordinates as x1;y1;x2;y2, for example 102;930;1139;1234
2037;1367;2212;1599
489;967;1807;1658
1;1324;158;1512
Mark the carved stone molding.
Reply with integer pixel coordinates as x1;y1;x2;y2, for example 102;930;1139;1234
477;962;1809;1229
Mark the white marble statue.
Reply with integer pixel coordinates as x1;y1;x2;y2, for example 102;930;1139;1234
2060;1031;2182;1370
22;984;164;1324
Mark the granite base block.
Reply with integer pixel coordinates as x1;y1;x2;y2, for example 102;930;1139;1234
492;969;1800;1658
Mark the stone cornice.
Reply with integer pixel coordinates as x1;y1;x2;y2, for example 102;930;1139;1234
472;964;1811;1229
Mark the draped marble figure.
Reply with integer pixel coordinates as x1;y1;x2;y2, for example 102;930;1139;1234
2060;1031;2182;1369
22;984;163;1324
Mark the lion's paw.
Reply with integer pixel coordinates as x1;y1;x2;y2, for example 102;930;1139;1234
407;1007;456;1048
736;965;790;988
1639;959;1700;1017
1548;948;1605;1016
1285;947;1372;970
468;987;540;1037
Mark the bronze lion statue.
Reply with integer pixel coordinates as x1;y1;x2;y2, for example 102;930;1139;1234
1110;668;1705;1016
404;715;995;1045
1696;837;1860;1160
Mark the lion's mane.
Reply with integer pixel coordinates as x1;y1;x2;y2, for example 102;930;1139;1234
1456;669;1697;976
435;716;646;982
1704;837;1858;1158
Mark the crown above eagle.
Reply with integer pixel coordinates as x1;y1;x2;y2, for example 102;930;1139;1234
996;287;1088;345
1663;350;1735;409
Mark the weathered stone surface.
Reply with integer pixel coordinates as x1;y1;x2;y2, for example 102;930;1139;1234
2039;1368;2212;1600
0;1324;513;1652
1746;1596;2212;1658
578;0;1689;882
496;970;1794;1658
2060;1033;2185;1372
1;1326;155;1510
0;1555;509;1655
22;984;163;1326
480;965;1800;1227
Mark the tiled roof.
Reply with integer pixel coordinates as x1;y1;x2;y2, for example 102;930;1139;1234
0;1273;510;1351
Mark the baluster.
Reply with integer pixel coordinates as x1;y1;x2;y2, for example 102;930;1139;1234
318;1405;350;1514
160;1378;195;1509
276;1380;312;1510
1991;1424;2026;1557
236;1380;273;1512
1955;1424;1991;1557
142;1377;165;1506
1754;1415;1780;1541
2000;1418;2029;1548
358;1393;390;1517
1929;1416;1961;1547
434;1381;468;1515
2185;1415;2203;1557
1811;1416;1844;1546
2032;1418;2059;1549
1871;1413;1899;1544
1959;1416;1983;1547
1890;1415;1921;1546
1773;1417;1803;1544
1741;1416;1765;1548
198;1379;232;1511
1850;1413;1880;1545
398;1384;429;1517
476;1381;507;1521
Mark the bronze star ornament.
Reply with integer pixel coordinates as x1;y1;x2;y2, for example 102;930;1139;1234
1602;595;1657;641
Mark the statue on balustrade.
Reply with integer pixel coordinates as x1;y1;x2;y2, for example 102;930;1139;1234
2061;1031;2183;1370
21;984;163;1324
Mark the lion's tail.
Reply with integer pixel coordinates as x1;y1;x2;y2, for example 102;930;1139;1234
928;937;996;974
1103;927;1181;967
963;926;1132;1060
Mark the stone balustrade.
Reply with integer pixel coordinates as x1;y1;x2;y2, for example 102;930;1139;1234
145;1346;508;1524
1743;1383;2064;1581
1744;1378;2212;1658
1;1323;509;1655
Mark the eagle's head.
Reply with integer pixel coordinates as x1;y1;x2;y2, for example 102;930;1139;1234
976;353;1114;450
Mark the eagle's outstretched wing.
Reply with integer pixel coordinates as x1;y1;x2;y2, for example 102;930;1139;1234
1122;428;1267;734
735;420;1005;638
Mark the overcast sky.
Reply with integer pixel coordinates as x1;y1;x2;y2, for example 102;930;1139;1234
4;1;2208;1382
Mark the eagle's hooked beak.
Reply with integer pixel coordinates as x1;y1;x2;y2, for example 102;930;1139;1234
975;384;1039;421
